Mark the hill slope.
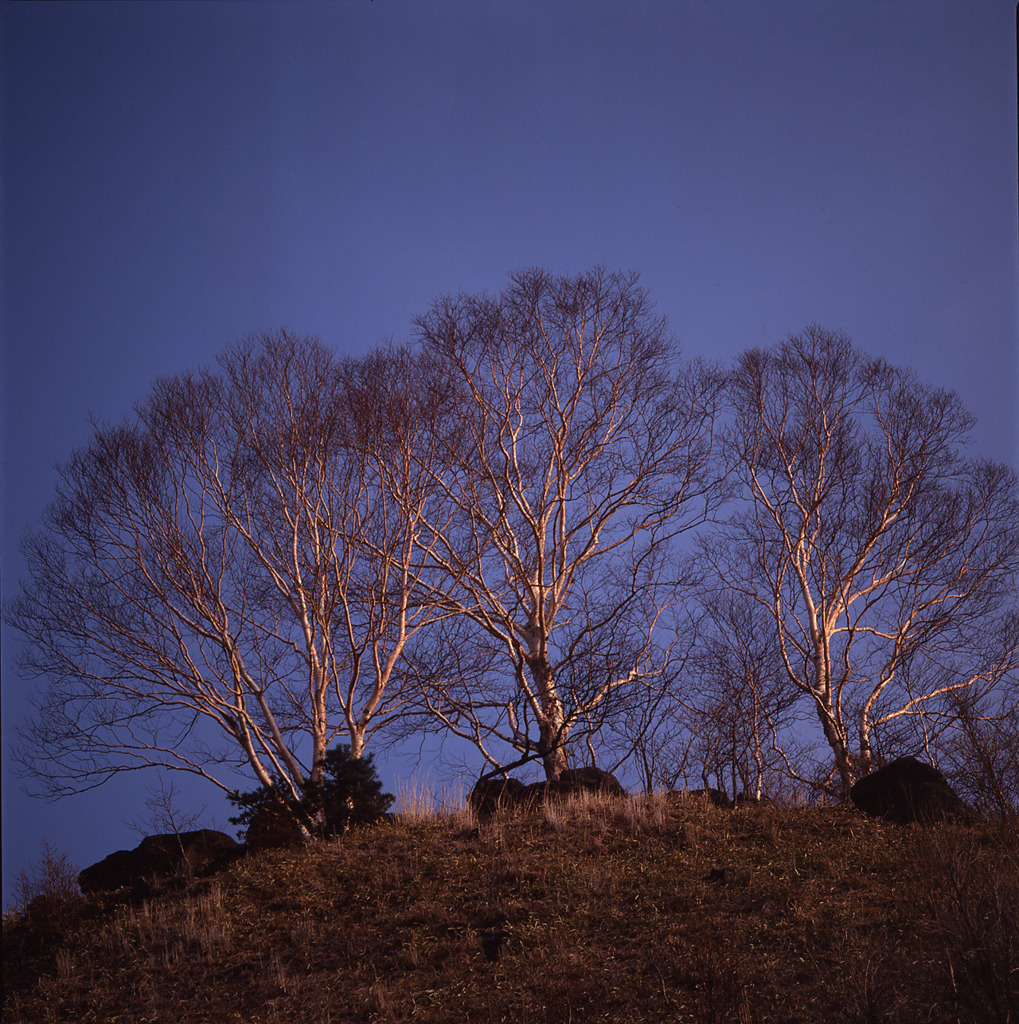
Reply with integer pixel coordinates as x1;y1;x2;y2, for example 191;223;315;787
4;795;1017;1023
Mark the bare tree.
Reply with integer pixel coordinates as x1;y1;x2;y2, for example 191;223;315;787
707;326;1019;794
405;268;723;778
937;683;1019;820
8;331;445;829
683;589;800;802
125;777;215;839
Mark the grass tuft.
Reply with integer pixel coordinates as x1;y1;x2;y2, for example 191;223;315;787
392;777;473;826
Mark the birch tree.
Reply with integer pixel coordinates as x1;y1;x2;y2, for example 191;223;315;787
682;590;799;801
9;331;445;824
708;326;1019;794
407;268;723;778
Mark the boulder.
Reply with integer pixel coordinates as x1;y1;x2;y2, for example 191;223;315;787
705;866;735;885
850;756;977;825
558;766;628;799
468;777;527;819
735;791;775;808
78;829;241;894
519;767;628;809
480;926;509;962
469;767;627;818
671;787;733;809
516;780;550;808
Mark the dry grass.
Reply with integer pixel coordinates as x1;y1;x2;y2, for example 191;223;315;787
392;777;473;826
3;793;1017;1023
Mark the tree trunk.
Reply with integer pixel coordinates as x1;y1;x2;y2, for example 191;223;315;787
538;721;570;779
528;657;570;779
819;711;856;795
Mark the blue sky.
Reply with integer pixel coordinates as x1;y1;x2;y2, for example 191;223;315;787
2;1;1016;902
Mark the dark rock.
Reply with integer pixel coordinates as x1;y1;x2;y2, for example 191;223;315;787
850;756;978;825
480;926;509;961
468;777;527;819
469;767;627;818
517;780;553;808
518;767;627;810
673;787;733;809
78;829;241;894
558;766;628;799
735;791;774;807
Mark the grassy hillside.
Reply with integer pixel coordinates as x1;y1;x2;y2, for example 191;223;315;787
4;793;1017;1023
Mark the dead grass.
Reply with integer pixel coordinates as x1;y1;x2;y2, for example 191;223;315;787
4;794;1017;1023
392;777;473;827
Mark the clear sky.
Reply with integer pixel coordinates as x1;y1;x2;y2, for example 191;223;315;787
2;1;1016;902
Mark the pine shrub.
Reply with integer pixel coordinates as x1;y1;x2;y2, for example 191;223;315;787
229;746;393;849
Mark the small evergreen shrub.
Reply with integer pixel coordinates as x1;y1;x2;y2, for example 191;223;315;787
229;746;394;849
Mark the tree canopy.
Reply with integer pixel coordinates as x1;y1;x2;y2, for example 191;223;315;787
8;276;1018;823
